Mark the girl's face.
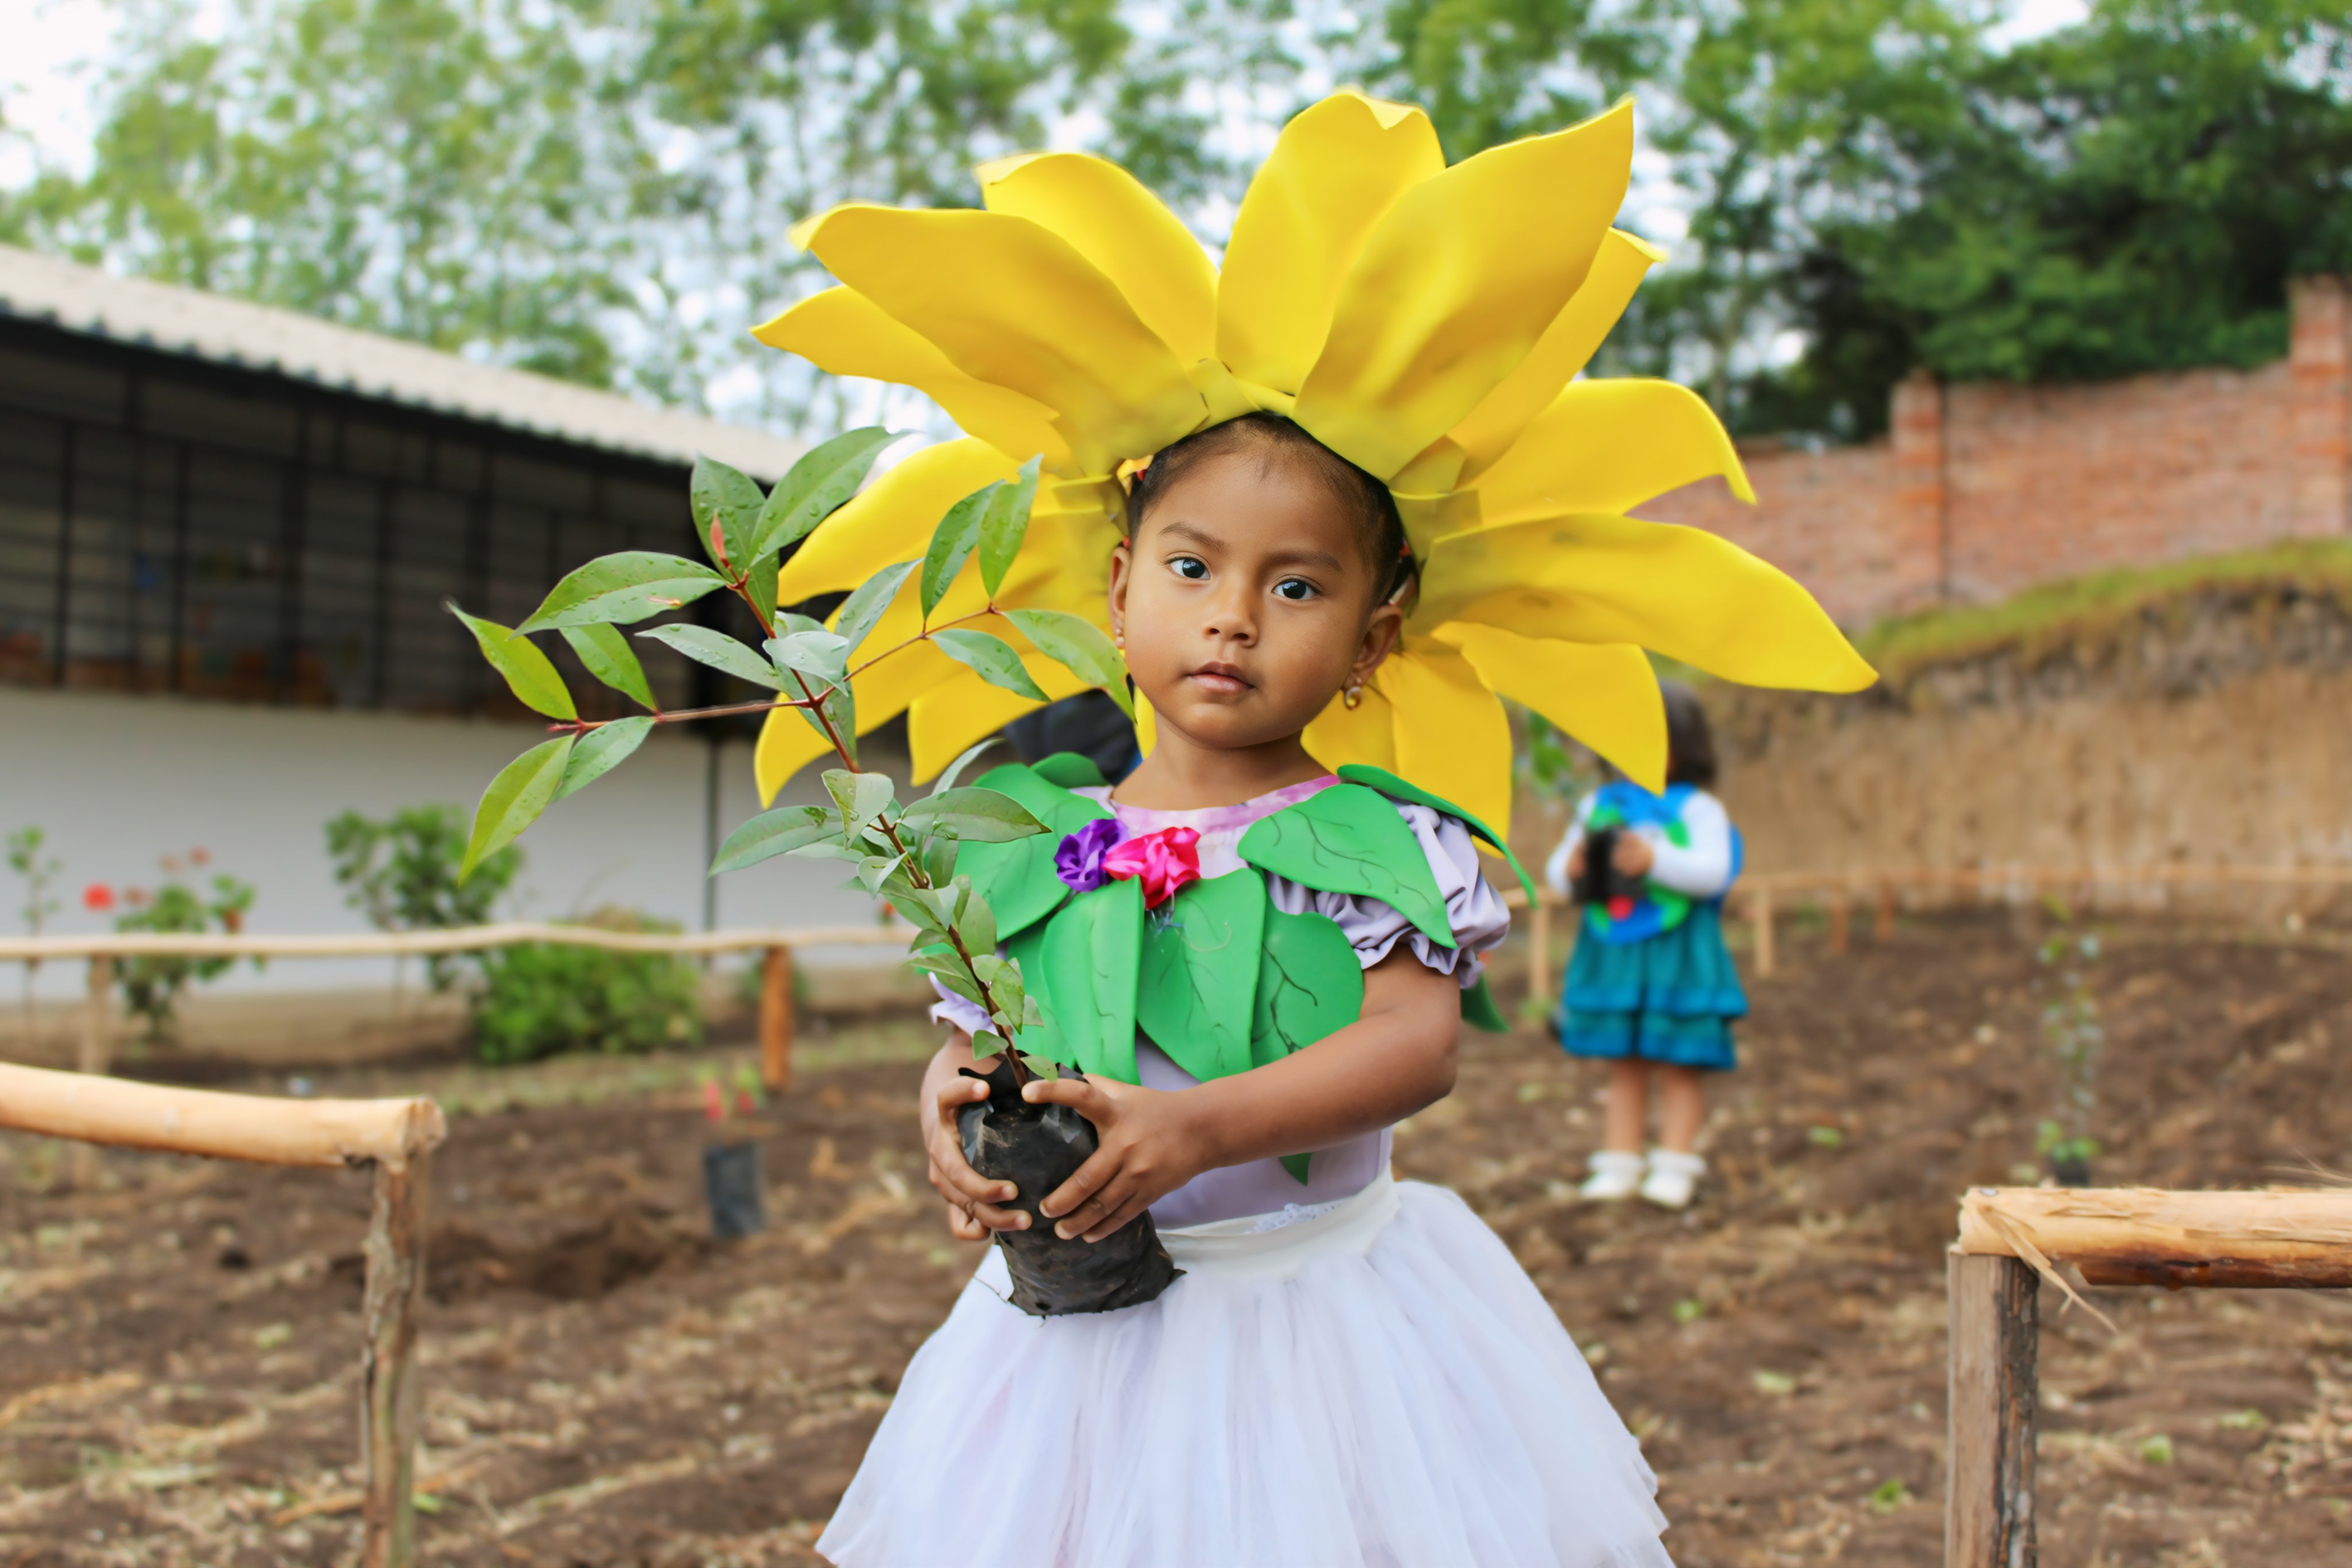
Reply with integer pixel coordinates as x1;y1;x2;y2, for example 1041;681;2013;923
1107;448;1402;755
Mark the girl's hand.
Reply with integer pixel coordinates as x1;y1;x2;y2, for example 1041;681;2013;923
923;1069;1030;1240
1566;840;1588;881
1020;1076;1207;1243
1611;834;1655;878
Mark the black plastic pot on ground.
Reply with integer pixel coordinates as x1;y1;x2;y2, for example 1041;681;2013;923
704;1140;767;1239
958;1058;1181;1316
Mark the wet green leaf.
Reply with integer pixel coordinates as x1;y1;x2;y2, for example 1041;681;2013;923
462;737;574;881
1003;607;1128;716
920;483;995;616
751;426;898;562
933;628;1045;701
768;629;850;684
691;455;766;577
555;715;653;800
448;603;574;720
823;769;896;838
711;804;835;873
899;787;1046;842
558;624;655;710
519;553;726;631
833;559;916;655
976;455;1040;597
635;625;786;689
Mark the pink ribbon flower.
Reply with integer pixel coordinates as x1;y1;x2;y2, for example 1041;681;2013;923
1101;826;1202;909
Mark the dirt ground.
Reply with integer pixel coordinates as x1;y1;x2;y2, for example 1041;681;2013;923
7;912;2352;1566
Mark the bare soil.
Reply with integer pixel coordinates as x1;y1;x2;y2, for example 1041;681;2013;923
7;914;2352;1566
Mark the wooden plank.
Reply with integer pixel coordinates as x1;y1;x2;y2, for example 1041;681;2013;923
0;921;917;962
1957;1186;2352;1288
1875;879;1897;942
1947;1250;2038;1568
359;1151;430;1568
1751;886;1775;977
758;945;795;1093
0;1063;444;1169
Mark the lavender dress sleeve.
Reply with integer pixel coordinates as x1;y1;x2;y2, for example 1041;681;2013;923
1264;804;1512;986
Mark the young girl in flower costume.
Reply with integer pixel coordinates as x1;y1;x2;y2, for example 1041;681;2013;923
748;89;1872;1568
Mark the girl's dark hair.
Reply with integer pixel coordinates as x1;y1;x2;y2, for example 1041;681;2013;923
1660;681;1718;789
1124;412;1414;603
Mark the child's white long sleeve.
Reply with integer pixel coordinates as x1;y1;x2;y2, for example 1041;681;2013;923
1543;790;1736;900
1641;791;1734;897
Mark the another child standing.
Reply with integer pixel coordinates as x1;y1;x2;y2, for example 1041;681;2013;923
1548;684;1746;1210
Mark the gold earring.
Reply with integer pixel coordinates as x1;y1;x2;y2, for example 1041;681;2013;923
1342;682;1363;710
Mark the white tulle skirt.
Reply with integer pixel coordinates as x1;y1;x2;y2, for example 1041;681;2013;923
816;1176;1673;1568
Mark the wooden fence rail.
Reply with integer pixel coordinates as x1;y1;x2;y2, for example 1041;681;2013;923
1945;1186;2352;1566
2;920;919;1100
0;1064;445;1567
1504;860;2352;996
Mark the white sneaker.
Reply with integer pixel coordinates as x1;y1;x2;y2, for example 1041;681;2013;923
1640;1149;1706;1210
1580;1150;1646;1201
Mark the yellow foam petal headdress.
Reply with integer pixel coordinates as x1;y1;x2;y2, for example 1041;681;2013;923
751;90;1875;830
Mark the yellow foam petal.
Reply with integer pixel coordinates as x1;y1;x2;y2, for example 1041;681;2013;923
1379;639;1515;836
977;153;1216;365
907;657;1089;781
1471;379;1752;527
1448;228;1664;483
777;439;1017;604
1134;691;1157;757
1434;626;1666;791
752;289;1074;472
1420;513;1877;692
1296;102;1634;480
1300;680;1397;773
798;206;1203;473
1216;91;1444;397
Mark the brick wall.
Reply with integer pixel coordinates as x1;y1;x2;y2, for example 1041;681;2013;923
1643;276;2352;626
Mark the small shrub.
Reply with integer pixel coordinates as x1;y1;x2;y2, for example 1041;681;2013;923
471;907;701;1064
104;852;256;1041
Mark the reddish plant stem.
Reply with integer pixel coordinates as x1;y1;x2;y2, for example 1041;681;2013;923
724;566;1031;1086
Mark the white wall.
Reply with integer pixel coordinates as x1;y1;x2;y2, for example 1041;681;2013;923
0;686;898;996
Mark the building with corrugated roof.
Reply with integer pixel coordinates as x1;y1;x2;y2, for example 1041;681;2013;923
0;246;888;1020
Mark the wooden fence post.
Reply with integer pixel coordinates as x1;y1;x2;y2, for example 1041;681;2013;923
1527;894;1551;1010
360;1149;431;1568
758;945;794;1093
1876;879;1897;942
1947;1249;2038;1568
1829;889;1851;956
73;955;113;1186
1751;887;1775;977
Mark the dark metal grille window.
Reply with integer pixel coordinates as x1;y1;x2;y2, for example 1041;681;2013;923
0;320;752;721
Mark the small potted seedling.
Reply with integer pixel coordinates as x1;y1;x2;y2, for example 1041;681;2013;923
701;1065;772;1239
448;432;1176;1312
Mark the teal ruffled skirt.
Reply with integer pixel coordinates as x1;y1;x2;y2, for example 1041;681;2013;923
1556;903;1746;1071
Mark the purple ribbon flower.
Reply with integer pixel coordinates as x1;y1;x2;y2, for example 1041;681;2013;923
1054;817;1127;894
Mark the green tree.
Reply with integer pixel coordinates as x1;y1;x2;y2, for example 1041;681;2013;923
6;0;652;386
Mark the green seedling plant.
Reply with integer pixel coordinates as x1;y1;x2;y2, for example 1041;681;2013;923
447;429;1133;1094
2036;927;2105;1180
7;825;62;1040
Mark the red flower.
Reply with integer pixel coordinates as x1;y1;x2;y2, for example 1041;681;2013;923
1101;827;1203;910
82;884;114;912
188;847;212;867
